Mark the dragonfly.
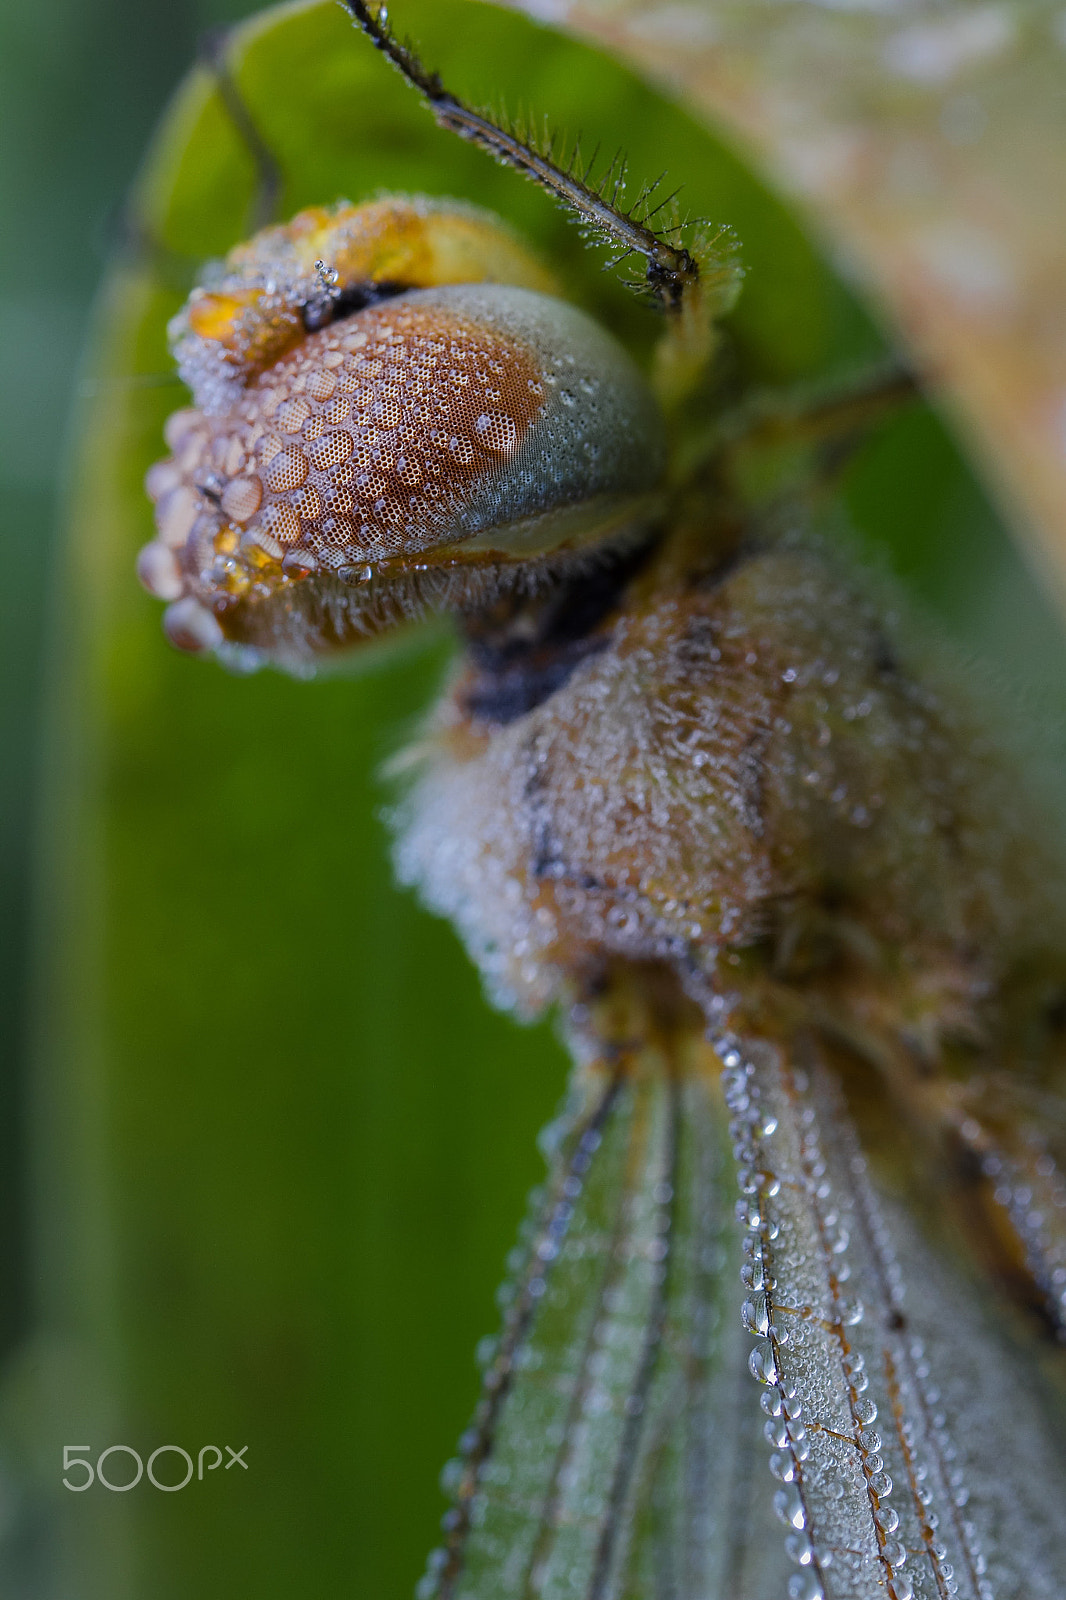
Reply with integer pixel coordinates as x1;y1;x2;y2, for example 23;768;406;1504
134;3;1066;1595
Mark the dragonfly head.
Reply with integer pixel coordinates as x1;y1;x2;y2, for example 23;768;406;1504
139;197;666;671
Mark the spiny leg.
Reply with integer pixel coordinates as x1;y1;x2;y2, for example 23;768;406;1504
342;0;742;410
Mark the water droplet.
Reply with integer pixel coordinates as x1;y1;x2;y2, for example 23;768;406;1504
742;1294;770;1335
774;1483;806;1529
162;598;223;655
786;1528;815;1566
136;541;184;601
278;396;312;434
787;1574;824;1600
475;1336;497;1368
474;410;519;453
145;457;182;502
281;548;319;577
220;474;263;523
765;1417;789;1448
749;1340;778;1384
265;445;309;492
156;483;199;548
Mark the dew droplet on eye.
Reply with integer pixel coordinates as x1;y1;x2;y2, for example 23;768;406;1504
323;395;350;425
281;548;318;577
264;446;309;492
276;396;312;434
450;436;475;466
155;484;199;548
136;541;184;600
787;1572;825;1600
162;597;223;654
306;368;336;403
258;502;301;544
291;483;323;520
162;407;202;453
475;411;518;453
240;526;284;561
220;475;263;523
373;395;403;428
324;483;353;514
308;432;354;471
145;458;182;502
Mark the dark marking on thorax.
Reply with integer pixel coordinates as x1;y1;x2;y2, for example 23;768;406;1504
457;536;660;725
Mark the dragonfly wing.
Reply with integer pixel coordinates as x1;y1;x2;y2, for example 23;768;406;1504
420;1051;791;1600
720;1028;1066;1600
422;1021;1066;1600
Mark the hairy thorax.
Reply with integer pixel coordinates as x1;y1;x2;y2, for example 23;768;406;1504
396;528;1062;1063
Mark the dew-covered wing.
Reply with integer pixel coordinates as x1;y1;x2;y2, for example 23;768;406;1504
719;1029;1066;1599
418;1058;790;1600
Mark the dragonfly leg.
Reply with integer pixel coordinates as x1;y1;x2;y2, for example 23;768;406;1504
342;1;741;411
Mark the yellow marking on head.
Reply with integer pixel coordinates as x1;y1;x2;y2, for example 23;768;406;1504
172;197;558;399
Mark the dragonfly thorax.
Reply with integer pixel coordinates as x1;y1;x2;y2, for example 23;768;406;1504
397;531;1056;1046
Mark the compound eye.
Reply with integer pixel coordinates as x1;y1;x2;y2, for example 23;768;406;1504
140;284;666;668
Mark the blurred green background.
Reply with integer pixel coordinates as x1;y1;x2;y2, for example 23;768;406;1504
3;1;1066;1597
